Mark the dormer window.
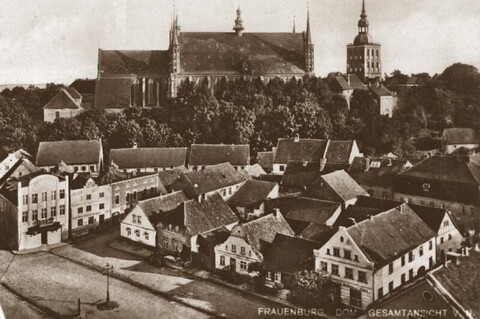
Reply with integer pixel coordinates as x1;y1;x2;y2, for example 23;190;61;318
422;183;431;192
370;161;381;168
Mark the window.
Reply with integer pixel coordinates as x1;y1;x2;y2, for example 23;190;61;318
326;248;330;255
81;166;86;171
266;272;272;280
321;261;328;272
78;219;83;226
382;192;389;200
388;262;393;274
137;216;142;224
401;273;406;284
86;194;91;200
422;183;431;192
144;232;149;241
41;208;47;219
86;205;91;212
78;207;83;214
115;195;120;205
51;191;56;200
126;193;130;202
408;198;413;204
88;217;94;224
345;267;354;279
429;201;435;207
60;205;65;215
99;192;104;198
274;272;281;282
331;264;339;276
55;111;60;118
333;248;340;257
419;246;424;256
99;203;104;210
231;245;237;253
389;281;394;292
350;288;362;308
163;239;168;248
51;207;56;217
409;269;414;280
448;234;452;240
344;250;351;260
60;190;65;199
229;187;232;195
440;203;445;209
126;227;131;236
22;195;28;205
135;230;140;237
240;261;247;270
401;255;405;266
32;194;38;204
358;271;367;283
240;246;246;255
378;288;383;298
220;255;225;266
90;165;95;172
354;255;359;262
440;237;444;244
132;214;137;223
22;211;28;223
279;165;285;172
429;241;433;250
443;220;449;227
74;167;79;172
409;251;414;262
222;189;226;197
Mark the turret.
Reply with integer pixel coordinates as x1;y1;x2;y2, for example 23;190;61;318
233;7;245;37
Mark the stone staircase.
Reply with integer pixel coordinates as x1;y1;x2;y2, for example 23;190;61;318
276;289;291;300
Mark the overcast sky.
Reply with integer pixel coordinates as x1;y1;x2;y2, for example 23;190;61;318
0;0;479;84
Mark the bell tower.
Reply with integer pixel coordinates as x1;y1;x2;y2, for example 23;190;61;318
233;7;245;37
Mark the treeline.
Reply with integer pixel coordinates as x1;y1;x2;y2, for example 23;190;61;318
0;63;479;160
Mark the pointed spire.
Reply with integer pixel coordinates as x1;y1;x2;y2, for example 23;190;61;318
293;15;296;33
306;9;312;44
362;0;366;16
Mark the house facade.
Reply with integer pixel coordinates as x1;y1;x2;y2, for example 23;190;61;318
314;204;436;310
0;149;32;180
0;172;69;251
442;128;480;154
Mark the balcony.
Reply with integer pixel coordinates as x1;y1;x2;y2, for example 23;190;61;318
26;218;61;235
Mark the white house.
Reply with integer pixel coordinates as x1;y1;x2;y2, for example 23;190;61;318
442;128;480;154
43;88;84;123
314;204;436;310
0;149;33;180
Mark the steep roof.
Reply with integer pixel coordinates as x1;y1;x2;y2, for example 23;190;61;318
161;193;239;235
305;170;368;202
299;223;336;243
281;161;321;189
138;191;189;224
407;204;450;233
227;180;277;208
110;147;187;169
94;77;135;109
69;79;96;95
172;162;246;197
256;151;274;171
243;163;266;178
348;157;411;187
442;128;480;145
179;32;306;75
347;74;366;90
274;138;328;164
189;144;250;166
240;212;294;252
43;89;82;110
431;251;480;319
399;156;480;184
369;84;393;97
158;167;189;188
36;140;102;166
324;140;356;164
285;198;340;225
329;76;353;92
263;234;324;274
98;50;170;76
346;204;436;267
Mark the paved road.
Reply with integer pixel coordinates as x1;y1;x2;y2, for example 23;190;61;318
53;230;283;319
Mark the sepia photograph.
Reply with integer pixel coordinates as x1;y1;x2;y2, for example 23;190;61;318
0;0;479;318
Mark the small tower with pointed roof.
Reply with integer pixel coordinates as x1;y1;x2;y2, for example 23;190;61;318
233;7;245;37
169;12;181;97
303;10;314;76
346;0;381;83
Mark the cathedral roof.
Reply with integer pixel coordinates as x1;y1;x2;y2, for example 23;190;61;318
98;50;170;76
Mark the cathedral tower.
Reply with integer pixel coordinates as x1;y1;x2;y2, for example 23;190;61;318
169;14;181;97
346;0;381;83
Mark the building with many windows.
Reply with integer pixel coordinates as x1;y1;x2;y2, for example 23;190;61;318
0;171;69;251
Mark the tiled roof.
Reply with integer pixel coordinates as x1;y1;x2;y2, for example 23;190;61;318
256;151;274;171
138;191;189;224
285;197;340;225
347;204;436;267
189;144;250;167
329;76;353;92
158;167;189;188
198;226;230;246
227;180;277;208
274;138;328;164
263;234;324;274
324;140;356;164
36;140;102;166
281;161;321;188
243;163;266;178
399;155;480;184
241;211;294;252
369;84;393;97
299;223;336;243
161;193;238;235
305;170;368;202
347;74;366;90
348;157;411;187
442;128;480;144
43;89;82;110
110;147;187;169
69;79;96;95
172;163;246;197
94;77;135;109
98;50;170;76
179;32;305;75
431;251;480;319
65;87;82;100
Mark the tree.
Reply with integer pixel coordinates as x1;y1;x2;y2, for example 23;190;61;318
285;270;336;308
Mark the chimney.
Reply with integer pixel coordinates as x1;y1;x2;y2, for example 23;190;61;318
273;207;281;217
294;134;300;142
348;217;356;225
132;142;138;149
319;157;327;172
364;158;371;171
347;74;351;84
368;215;374;220
455;256;460;266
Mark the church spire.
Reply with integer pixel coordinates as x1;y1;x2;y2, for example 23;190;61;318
233;6;245;37
306;10;312;44
358;0;369;32
304;8;314;75
293;16;296;33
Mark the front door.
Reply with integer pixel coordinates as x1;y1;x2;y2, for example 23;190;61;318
230;258;236;272
99;214;105;226
41;231;48;245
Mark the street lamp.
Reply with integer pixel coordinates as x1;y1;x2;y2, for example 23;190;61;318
97;263;119;310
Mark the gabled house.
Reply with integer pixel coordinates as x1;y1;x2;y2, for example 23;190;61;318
0;151;39;185
314;204;436;309
368;84;397;118
214;211;294;274
281;161;322;193
110;146;187;174
348;157;412;200
43;88;85;123
272;136;361;175
442;128;480;154
171;162;246;201
156;193;238;260
227;180;279;221
158;166;189;193
304;170;369;209
121;191;188;247
0;149;33;179
328;76;354;109
195;227;231;271
36;140;104;176
188;144;250;171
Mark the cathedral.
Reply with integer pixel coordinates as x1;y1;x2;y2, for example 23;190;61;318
93;8;314;109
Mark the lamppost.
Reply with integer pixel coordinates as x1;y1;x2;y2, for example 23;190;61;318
97;263;119;310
